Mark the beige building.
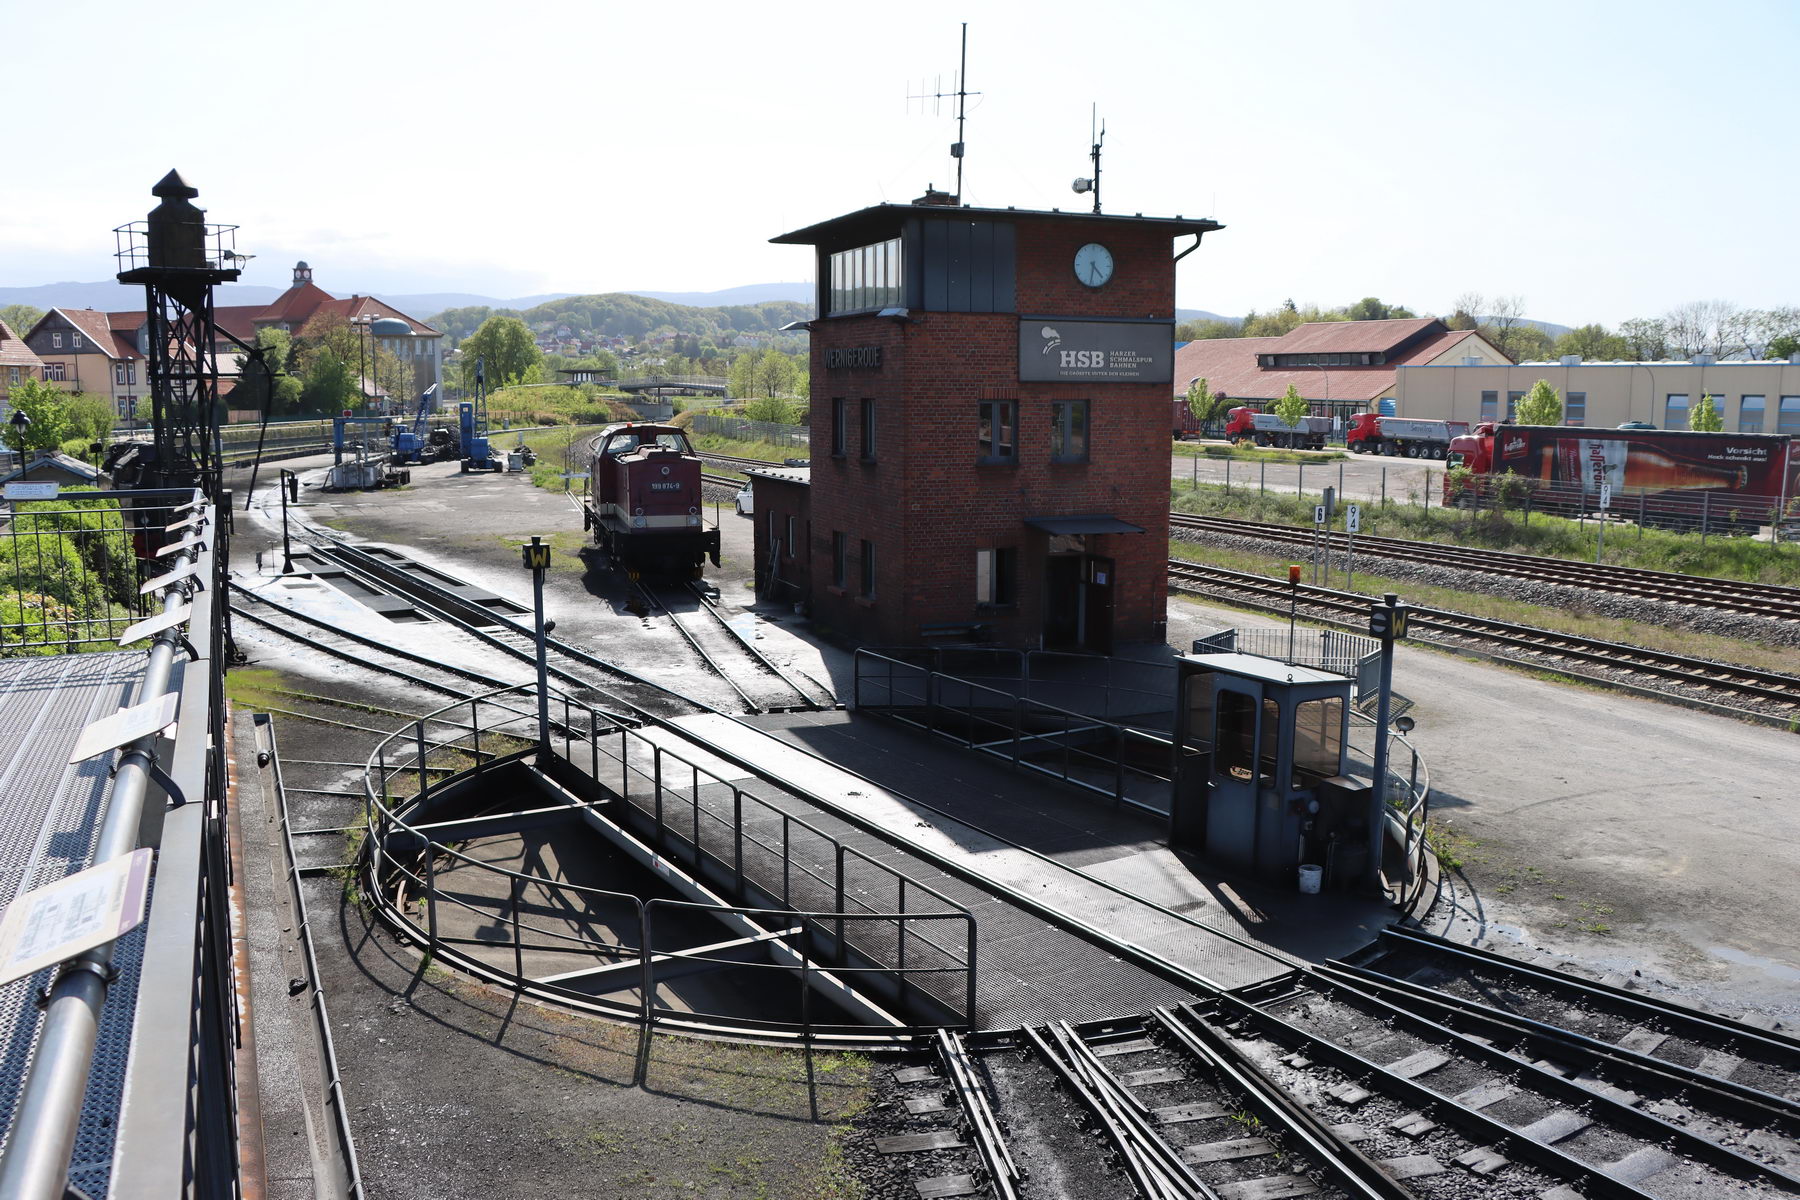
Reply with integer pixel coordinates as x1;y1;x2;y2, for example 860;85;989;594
1393;357;1800;435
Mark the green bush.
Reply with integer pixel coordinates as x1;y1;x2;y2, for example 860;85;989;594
0;494;140;653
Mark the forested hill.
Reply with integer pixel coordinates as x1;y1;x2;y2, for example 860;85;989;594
427;293;813;344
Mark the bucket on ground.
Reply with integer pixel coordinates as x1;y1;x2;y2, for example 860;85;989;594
1297;863;1323;894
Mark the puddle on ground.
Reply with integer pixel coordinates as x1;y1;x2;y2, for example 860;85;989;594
1708;945;1800;983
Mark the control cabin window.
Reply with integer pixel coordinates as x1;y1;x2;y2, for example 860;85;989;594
978;400;1016;463
831;398;846;457
1739;395;1765;433
859;398;876;461
1479;391;1497;422
831;531;847;588
1564;392;1585;426
828;238;902;315
1050;399;1089;463
1292;697;1343;786
859;539;875;597
1664;393;1689;430
975;547;1015;606
1214;692;1277;788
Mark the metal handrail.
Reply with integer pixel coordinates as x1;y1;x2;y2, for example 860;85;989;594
360;684;976;1034
0;491;211;1200
1350;710;1432;908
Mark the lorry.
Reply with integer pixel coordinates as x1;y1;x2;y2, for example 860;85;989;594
1345;414;1469;459
1224;406;1334;450
1444;422;1800;534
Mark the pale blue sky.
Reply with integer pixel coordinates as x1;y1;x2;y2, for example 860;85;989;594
2;0;1794;325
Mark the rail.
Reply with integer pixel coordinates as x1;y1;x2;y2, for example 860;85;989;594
852;649;1176;817
256;715;364;1198
359;683;976;1038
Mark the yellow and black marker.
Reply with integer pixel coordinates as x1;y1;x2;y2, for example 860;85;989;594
522;536;552;571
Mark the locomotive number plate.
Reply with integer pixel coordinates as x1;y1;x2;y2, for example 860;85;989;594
649;482;683;491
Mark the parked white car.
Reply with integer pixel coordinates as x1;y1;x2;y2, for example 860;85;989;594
734;480;754;515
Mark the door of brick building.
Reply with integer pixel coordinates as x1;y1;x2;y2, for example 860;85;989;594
1044;553;1114;653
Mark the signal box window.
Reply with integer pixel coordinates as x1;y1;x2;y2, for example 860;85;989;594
978;400;1016;463
859;398;876;461
975;547;1016;607
1050;399;1088;463
1739;395;1764;433
831;398;846;457
1564;392;1585;426
832;531;847;588
1664;393;1689;430
1479;391;1497;422
859;539;875;597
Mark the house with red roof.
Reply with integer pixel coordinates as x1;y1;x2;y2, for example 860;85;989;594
0;319;45;406
1173;317;1510;425
22;307;152;422
242;262;444;406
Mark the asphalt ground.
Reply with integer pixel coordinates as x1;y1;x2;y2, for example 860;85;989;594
1169;442;1442;506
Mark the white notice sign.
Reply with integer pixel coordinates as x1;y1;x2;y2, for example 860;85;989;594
68;691;181;763
1313;504;1327;525
1598;483;1612;511
0;848;154;987
4;483;59;501
1346;504;1362;533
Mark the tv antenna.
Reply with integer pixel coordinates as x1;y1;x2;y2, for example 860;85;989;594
907;23;979;202
1071;105;1105;214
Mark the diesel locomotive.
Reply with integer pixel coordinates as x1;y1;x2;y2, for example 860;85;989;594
581;423;720;578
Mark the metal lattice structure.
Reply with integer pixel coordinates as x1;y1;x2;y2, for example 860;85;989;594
113;171;243;499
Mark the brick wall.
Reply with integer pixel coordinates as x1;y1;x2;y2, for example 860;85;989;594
803;215;1179;649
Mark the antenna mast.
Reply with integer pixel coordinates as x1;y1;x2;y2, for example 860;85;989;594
1089;105;1105;215
907;24;981;203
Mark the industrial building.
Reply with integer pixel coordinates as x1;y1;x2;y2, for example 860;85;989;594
762;194;1221;650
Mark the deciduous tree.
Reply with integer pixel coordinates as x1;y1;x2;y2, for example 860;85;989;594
5;378;71;455
1185;377;1212;424
1515;379;1562;426
1552;324;1628;361
1690;392;1723;432
1272;383;1309;427
1619;317;1668;360
459;315;542;390
0;304;44;336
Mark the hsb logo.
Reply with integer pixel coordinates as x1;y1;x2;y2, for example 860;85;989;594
1060;350;1107;368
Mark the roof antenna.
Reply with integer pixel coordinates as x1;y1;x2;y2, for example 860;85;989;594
907;23;979;203
1071;105;1105;214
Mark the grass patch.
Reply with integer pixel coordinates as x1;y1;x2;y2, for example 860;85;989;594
1173;440;1345;463
684;431;808;474
1172;477;1800;586
486;384;636;428
1168;538;1796;672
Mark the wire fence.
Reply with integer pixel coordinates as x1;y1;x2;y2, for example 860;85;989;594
687;413;809;449
0;495;163;655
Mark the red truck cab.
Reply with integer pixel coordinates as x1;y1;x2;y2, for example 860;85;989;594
1345;413;1381;450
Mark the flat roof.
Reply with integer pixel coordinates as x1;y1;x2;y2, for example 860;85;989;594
1181;651;1350;688
772;202;1224;246
744;465;810;485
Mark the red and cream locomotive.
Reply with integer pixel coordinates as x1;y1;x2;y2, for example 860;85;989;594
581;423;720;578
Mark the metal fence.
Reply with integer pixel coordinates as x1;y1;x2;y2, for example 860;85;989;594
853;650;1177;816
0;495;153;654
361;684;975;1038
1193;628;1384;701
686;412;809;449
1450;472;1797;543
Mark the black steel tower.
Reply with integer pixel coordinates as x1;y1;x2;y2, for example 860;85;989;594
113;170;243;497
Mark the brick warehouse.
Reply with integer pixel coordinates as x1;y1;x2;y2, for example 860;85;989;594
759;195;1222;650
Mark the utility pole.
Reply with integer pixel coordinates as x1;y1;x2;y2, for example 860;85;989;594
1365;593;1408;896
522;536;553;763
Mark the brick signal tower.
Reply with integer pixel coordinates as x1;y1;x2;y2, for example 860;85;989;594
768;192;1222;652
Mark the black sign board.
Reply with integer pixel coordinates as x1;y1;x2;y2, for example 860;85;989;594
1019;319;1173;384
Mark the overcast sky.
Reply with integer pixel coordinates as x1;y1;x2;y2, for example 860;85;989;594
3;0;1794;325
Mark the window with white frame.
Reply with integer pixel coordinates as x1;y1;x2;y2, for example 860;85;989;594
51;332;62;349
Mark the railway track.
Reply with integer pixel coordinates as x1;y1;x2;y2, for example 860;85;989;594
630;578;837;714
1167;558;1800;715
1171;512;1800;623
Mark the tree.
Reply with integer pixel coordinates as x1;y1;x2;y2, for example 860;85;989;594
5;378;71;455
1690;392;1723;432
1515;379;1562;426
0;304;43;336
64;395;116;443
1619;317;1668;361
1272;383;1309;428
1663;300;1753;359
1345;297;1415;322
458;315;541;390
1769;334;1800;360
1175;318;1239;341
1552;324;1628;361
1185;377;1212;423
299;349;357;414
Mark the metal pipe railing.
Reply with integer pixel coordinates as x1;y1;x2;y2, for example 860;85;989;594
0;492;208;1200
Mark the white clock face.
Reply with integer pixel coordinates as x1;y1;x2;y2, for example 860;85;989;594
1074;243;1114;288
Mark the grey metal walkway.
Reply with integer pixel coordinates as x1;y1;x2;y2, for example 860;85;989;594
0;651;148;1197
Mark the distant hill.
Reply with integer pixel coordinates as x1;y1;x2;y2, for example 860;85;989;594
623;283;814;307
0;281;583;323
427;292;813;345
1176;309;1237;325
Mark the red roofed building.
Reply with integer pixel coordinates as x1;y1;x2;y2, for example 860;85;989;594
1174;317;1509;426
0;319;45;405
23;307;151;421
246;262;445;406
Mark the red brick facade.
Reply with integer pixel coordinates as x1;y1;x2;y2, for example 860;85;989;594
778;206;1217;651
